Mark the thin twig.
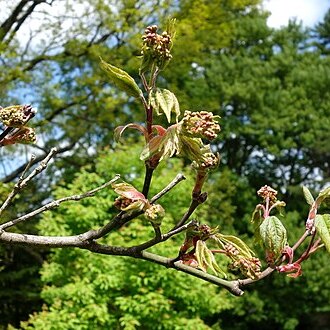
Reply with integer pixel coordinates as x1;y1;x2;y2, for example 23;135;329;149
0;175;120;230
150;173;186;203
172;197;202;230
86;173;187;240
19;153;36;180
142;165;154;197
131;220;196;252
0;148;57;216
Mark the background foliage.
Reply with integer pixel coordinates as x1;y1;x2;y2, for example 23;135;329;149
1;0;330;329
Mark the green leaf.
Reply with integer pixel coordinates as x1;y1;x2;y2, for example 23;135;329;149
251;205;263;246
272;201;286;216
259;216;287;258
303;186;315;206
100;57;142;98
315;187;330;207
150;88;180;123
315;214;330;254
195;240;207;272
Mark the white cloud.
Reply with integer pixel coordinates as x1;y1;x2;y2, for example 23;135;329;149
263;0;329;28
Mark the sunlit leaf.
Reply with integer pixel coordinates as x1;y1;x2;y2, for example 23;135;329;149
259;216;287;258
151;88;180;123
315;187;330;207
315;214;330;254
195;240;226;277
100;57;142;98
303;186;315;206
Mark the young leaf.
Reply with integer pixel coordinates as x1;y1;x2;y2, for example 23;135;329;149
259;216;287;258
140;125;181;162
100;58;142;98
315;214;330;254
195;239;207;272
251;205;264;246
217;234;254;259
195;240;226;277
151;88;180;123
303;186;315;206
114;124;148;142
315;187;330;207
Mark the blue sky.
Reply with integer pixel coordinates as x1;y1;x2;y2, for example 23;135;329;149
263;0;329;28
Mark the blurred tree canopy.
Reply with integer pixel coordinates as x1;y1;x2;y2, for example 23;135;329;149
1;0;330;329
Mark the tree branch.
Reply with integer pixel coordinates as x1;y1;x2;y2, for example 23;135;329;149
0;148;57;215
0;175;120;230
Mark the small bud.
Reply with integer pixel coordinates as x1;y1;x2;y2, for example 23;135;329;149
144;204;165;226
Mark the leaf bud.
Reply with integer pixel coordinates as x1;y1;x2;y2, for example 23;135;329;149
144;204;165;226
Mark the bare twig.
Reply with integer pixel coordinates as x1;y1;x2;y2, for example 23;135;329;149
0;175;120;230
131;220;197;252
85;173;187;240
150;173;186;203
0;148;57;216
172;196;205;230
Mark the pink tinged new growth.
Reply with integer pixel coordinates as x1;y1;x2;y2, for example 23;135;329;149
112;183;149;212
1;127;37;146
282;246;294;264
277;262;302;278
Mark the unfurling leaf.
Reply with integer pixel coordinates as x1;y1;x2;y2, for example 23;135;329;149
315;214;330;254
112;182;149;212
100;58;142;98
303;186;315;206
140;124;180;162
195;240;227;277
150;88;180;123
277;262;302;278
216;234;254;259
259;216;287;260
315;187;330;207
114;124;148;142
251;205;264;246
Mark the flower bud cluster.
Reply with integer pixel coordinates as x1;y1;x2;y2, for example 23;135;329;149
257;185;277;202
114;197;134;210
231;257;261;279
224;244;240;257
182;111;220;141
198;152;220;171
140;25;173;73
142;25;173;62
0;105;36;128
